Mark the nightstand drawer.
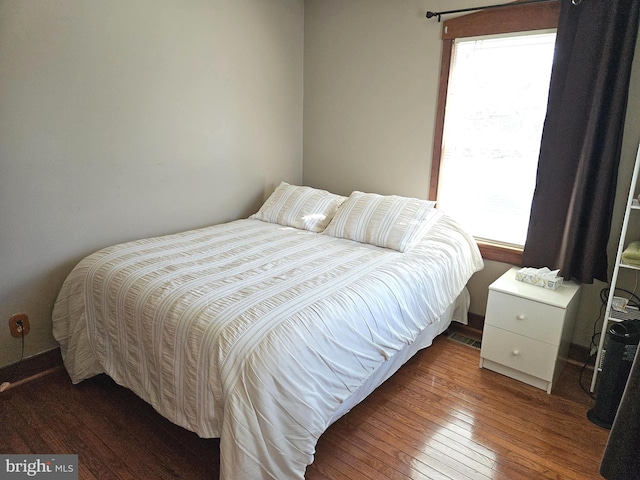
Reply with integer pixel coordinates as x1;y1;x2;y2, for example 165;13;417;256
480;325;556;381
485;291;564;344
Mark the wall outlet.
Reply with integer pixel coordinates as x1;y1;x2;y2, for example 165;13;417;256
612;296;629;312
9;313;30;338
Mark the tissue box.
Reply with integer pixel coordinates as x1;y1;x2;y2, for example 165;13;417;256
515;268;563;290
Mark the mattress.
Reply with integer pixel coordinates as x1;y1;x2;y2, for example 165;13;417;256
53;213;482;479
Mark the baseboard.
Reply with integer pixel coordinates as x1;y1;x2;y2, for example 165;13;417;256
567;343;592;366
467;312;485;331
0;329;594;388
0;348;63;386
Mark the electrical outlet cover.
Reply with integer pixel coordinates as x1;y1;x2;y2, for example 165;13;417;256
9;313;30;338
612;296;629;313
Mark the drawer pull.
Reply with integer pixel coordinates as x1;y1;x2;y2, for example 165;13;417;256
516;314;526;320
512;350;520;356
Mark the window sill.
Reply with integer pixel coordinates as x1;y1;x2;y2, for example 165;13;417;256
477;240;523;266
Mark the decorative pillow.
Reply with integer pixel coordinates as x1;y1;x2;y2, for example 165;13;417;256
250;181;346;232
323;191;437;252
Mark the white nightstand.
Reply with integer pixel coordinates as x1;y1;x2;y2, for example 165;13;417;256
479;267;581;393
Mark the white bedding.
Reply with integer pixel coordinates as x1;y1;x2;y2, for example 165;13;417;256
328;289;469;425
52;212;482;479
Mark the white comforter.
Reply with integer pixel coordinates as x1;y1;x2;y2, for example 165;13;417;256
53;213;482;479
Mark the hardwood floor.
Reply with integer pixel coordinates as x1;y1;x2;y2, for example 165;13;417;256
0;334;609;479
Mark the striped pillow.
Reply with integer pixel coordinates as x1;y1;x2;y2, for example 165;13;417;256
323;191;437;252
250;182;346;232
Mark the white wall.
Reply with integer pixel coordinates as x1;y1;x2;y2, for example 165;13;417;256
0;0;304;369
303;0;640;347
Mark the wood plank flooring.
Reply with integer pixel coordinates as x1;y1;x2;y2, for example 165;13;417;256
0;334;609;479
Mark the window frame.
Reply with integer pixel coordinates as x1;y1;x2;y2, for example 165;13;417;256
429;1;561;265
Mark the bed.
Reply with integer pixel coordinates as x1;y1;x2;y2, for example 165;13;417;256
52;182;483;479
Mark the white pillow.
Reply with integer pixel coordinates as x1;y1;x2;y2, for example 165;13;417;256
250;181;346;232
323;191;437;252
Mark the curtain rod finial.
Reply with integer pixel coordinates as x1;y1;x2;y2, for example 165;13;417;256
426;11;442;21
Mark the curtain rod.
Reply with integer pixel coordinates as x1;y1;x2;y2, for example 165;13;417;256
426;0;563;22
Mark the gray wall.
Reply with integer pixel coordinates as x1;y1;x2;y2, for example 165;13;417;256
3;0;638;370
0;0;304;368
303;0;640;347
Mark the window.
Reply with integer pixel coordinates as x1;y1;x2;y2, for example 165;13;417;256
429;1;560;264
437;32;556;246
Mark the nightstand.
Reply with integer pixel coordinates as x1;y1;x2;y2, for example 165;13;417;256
479;267;581;393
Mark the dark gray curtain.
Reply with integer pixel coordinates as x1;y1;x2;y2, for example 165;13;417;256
522;0;640;284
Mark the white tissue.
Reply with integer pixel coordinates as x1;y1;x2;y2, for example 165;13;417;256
515;267;563;290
